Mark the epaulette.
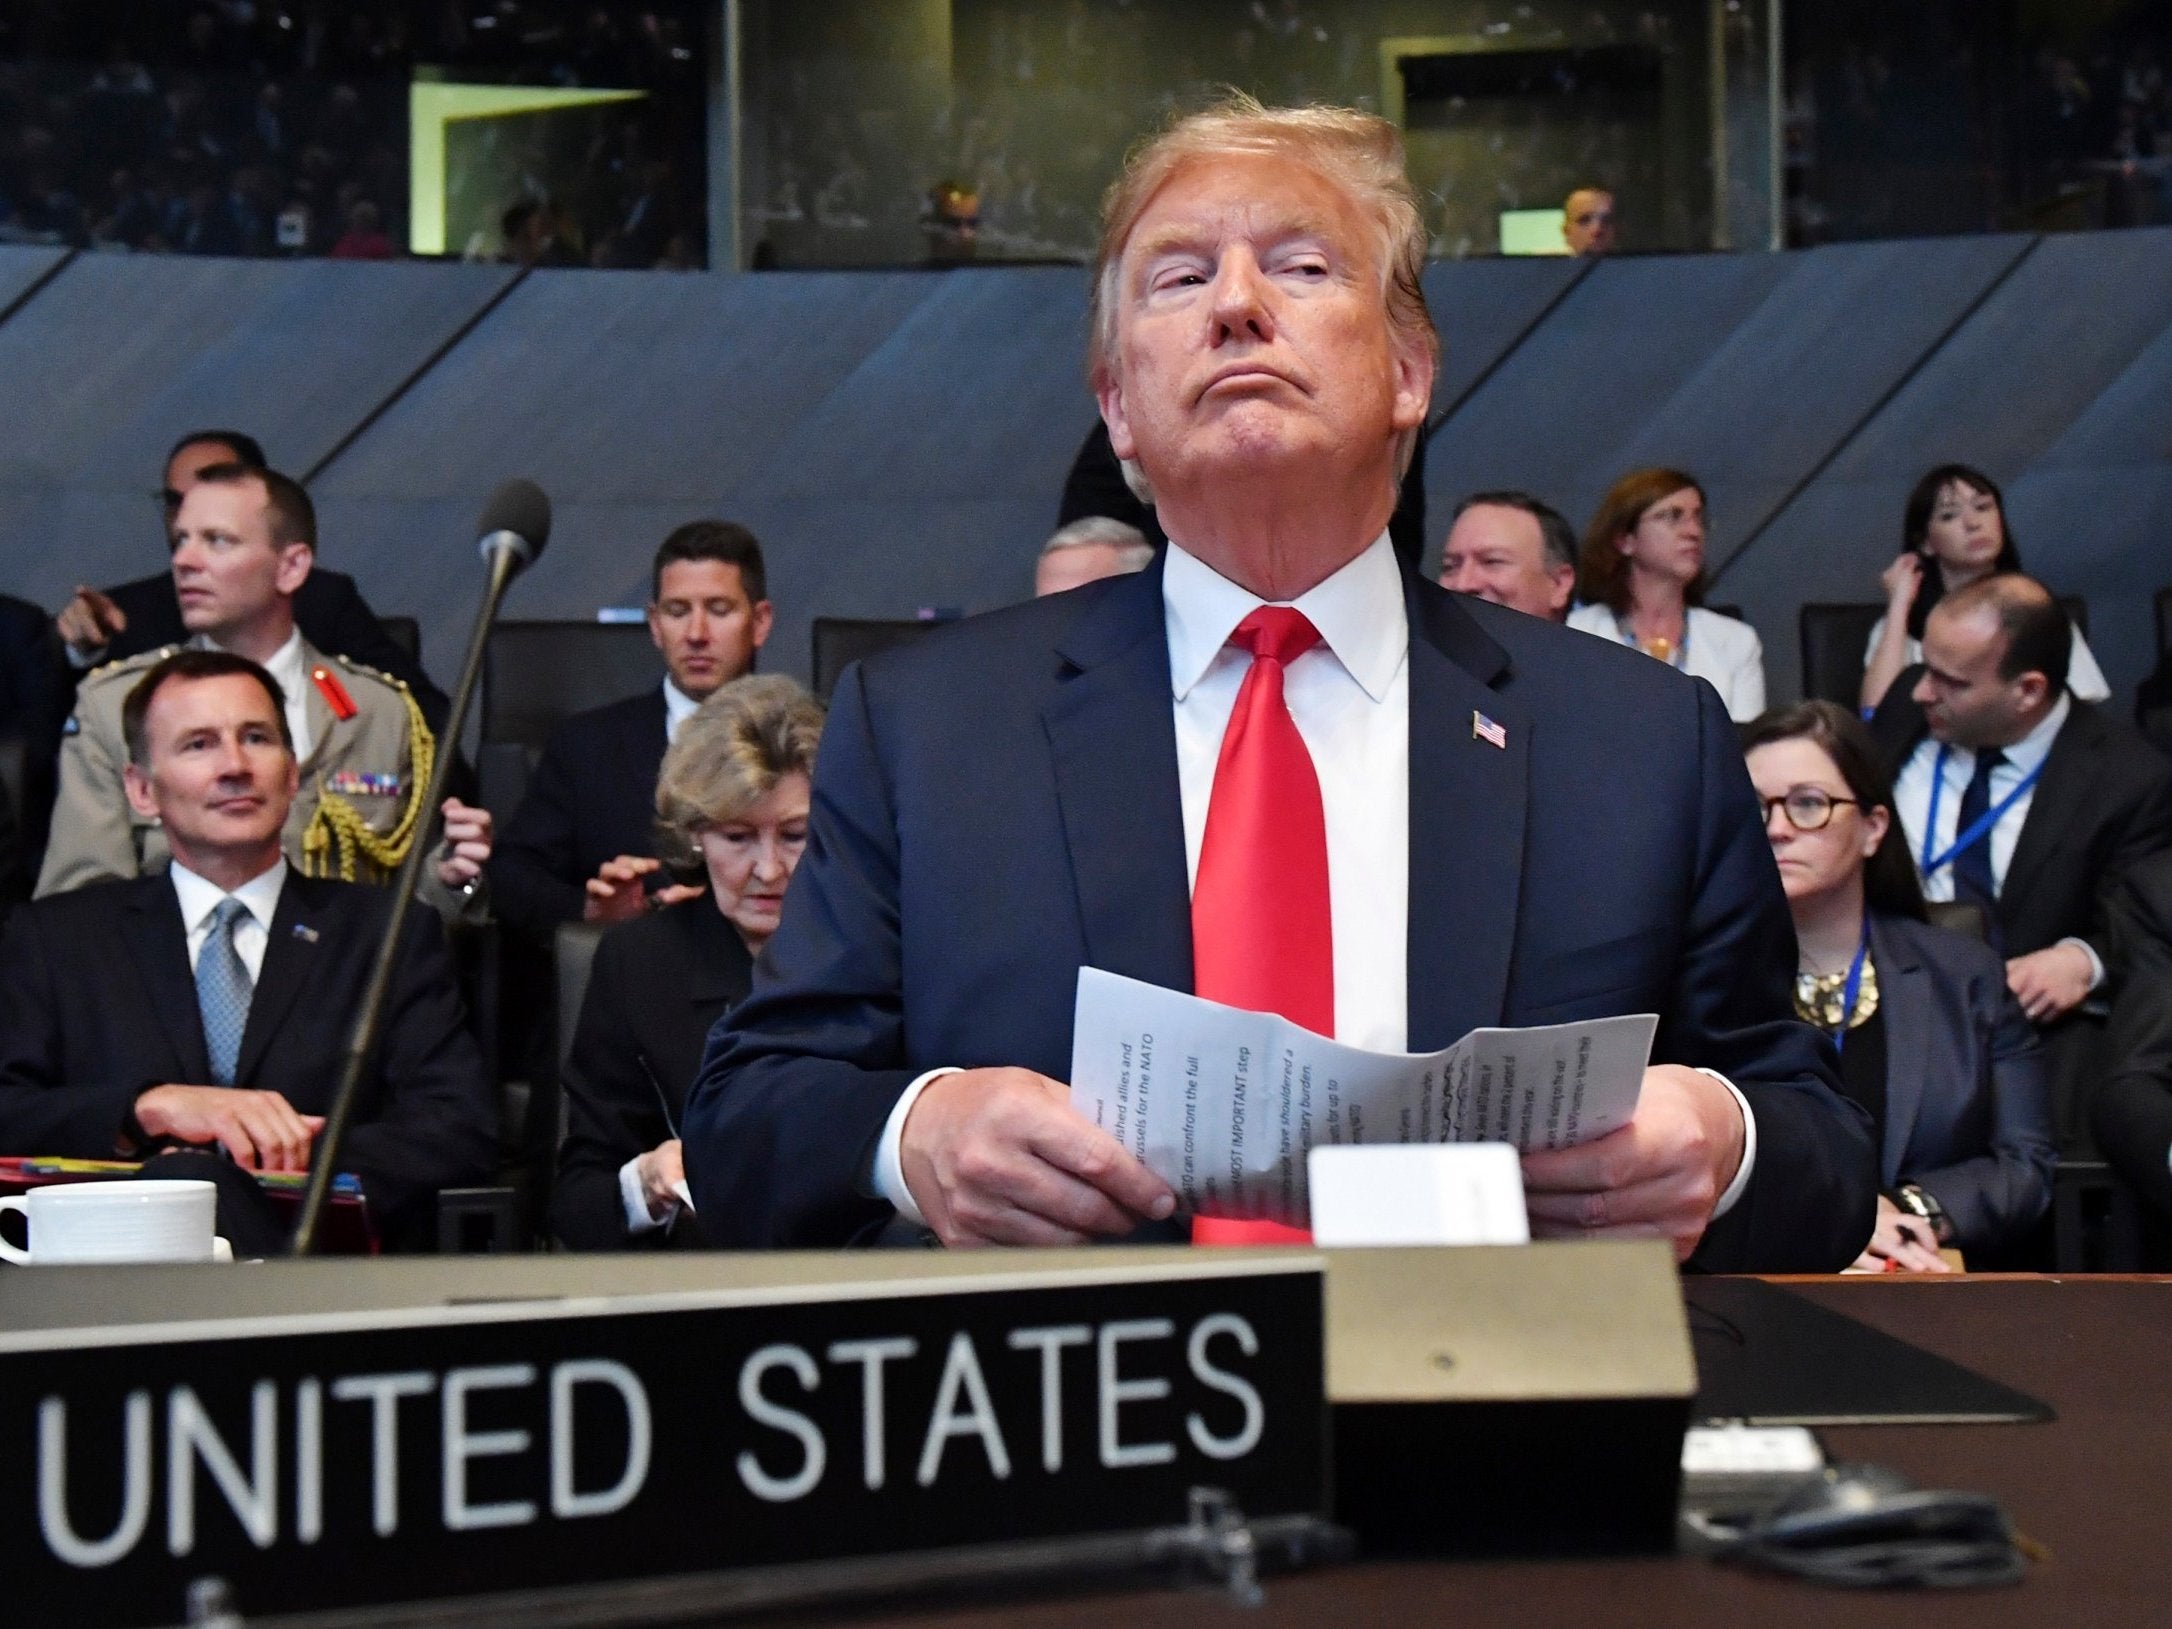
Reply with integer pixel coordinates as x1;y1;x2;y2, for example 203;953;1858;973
323;648;412;698
81;644;181;686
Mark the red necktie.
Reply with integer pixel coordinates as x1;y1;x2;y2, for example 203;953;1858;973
1190;607;1330;1246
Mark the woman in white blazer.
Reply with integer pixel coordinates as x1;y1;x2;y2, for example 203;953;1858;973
1567;467;1766;722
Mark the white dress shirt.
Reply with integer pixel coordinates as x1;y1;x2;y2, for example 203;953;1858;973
875;535;1753;1226
196;627;313;762
662;676;701;741
171;856;288;986
1892;691;2102;986
1864;614;2111;703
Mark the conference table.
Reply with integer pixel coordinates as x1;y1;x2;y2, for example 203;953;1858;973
790;1277;2170;1629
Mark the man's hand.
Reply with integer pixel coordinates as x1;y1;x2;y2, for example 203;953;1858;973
1851;1195;1951;1274
633;1138;688;1221
1521;1065;1745;1262
433;797;493;890
133;1085;325;1172
582;854;702;922
2007;943;2093;1024
57;585;127;658
900;1067;1176;1247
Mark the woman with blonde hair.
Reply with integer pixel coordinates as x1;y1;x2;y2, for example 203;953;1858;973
1568;468;1766;722
554;674;823;1250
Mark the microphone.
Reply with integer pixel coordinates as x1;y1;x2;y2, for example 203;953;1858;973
476;477;552;573
290;480;551;1254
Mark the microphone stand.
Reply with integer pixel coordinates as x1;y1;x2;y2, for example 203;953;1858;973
290;540;524;1255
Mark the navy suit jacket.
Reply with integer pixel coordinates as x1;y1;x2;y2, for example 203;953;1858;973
488;688;670;933
0;871;497;1243
683;557;1877;1269
1868;911;2054;1252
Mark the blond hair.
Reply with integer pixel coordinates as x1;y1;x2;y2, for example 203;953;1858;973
654;674;824;869
1087;94;1437;486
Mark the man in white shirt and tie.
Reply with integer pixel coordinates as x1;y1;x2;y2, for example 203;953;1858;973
0;651;497;1249
684;97;1876;1270
1877;573;2172;1027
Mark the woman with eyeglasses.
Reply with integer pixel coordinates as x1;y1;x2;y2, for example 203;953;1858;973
1744;701;2054;1270
1859;463;2110;712
1569;468;1766;722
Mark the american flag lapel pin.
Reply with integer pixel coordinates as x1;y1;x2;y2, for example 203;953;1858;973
1472;711;1507;749
291;922;320;944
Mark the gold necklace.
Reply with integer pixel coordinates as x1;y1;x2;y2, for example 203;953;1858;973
1794;959;1879;1032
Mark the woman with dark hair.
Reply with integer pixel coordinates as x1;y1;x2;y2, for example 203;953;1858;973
1568;468;1765;721
1744;701;2054;1270
553;675;823;1250
1860;463;2109;710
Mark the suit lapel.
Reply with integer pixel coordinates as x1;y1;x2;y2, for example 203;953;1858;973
122;875;212;1084
1044;559;1194;994
1403;582;1529;1050
1870;915;1926;1184
2000;705;2097;923
234;875;324;1084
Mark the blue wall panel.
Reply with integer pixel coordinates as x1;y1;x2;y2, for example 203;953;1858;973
0;245;67;314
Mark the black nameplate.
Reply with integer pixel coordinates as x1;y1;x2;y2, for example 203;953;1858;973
4;1262;1324;1626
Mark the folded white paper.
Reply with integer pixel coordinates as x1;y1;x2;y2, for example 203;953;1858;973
1068;967;1657;1228
1307;1144;1531;1247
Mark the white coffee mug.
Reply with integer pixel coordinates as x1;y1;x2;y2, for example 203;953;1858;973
0;1179;224;1265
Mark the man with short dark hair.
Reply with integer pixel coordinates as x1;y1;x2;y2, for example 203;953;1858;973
0;651;496;1250
1438;491;1576;621
39;463;492;911
54;429;445;723
1873;574;2172;1028
489;520;774;932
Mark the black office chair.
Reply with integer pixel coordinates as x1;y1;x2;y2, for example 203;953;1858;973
810;617;949;701
1798;603;1886;707
378;616;421;665
480;621;663;759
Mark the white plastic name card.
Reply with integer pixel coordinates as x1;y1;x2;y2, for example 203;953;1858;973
1680;1424;1825;1475
1306;1143;1530;1247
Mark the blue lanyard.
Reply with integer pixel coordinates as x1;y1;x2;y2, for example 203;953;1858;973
1831;927;1871;1057
1920;744;2045;877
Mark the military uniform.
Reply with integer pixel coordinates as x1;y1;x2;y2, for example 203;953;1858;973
36;639;439;900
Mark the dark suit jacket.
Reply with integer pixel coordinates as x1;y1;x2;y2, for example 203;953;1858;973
2091;852;2172;1218
684;557;1877;1270
488;689;671;933
0;592;69;892
552;899;753;1250
1869;673;2172;974
1869;911;2054;1251
91;569;449;731
0;871;497;1243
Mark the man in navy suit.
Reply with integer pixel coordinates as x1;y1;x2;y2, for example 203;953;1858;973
684;97;1875;1270
488;521;772;932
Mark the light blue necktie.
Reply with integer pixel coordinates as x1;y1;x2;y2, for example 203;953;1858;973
195;897;253;1086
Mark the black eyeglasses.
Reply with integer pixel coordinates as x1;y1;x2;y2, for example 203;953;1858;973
1759;790;1860;832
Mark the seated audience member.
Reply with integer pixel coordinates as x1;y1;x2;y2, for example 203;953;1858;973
490;521;772;934
2091;852;2172;1221
554;675;822;1250
686;97;1875;1269
1563;186;1617;256
1861;463;2110;712
1567;468;1766;722
56;429;446;726
1034;517;1155;598
0;652;496;1252
1438;490;1576;621
1869;574;2172;1029
37;463;490;915
1746;701;2054;1269
2139;639;2172;762
0;590;69;886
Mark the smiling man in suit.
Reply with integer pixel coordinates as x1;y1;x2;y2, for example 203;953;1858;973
488;521;773;933
0;650;496;1250
684;97;1874;1269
